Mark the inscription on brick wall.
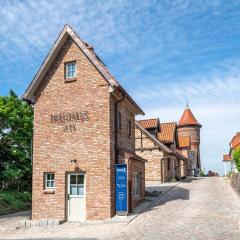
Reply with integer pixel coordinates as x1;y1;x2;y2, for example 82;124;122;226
50;111;89;132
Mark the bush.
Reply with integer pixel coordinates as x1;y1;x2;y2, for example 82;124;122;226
233;148;240;172
200;169;205;177
0;191;31;212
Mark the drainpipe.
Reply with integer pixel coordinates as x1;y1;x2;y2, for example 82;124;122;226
114;91;126;164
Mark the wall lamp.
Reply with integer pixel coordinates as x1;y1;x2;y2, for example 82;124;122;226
70;159;77;163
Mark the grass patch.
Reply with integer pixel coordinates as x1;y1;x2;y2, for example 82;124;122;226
0;190;31;216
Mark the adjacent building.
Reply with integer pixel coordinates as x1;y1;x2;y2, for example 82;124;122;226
23;25;145;221
223;132;240;175
136;119;188;183
177;106;202;176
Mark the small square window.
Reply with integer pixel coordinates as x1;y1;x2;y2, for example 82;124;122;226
44;173;55;189
65;62;76;79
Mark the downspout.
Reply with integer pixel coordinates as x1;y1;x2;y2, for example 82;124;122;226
114;91;126;164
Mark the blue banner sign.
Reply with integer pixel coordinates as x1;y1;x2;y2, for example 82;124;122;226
115;164;127;214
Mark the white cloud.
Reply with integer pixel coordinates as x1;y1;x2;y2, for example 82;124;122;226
134;64;240;176
1;0;240;175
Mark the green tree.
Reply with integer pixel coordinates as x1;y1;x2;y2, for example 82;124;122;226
0;90;33;191
232;148;240;172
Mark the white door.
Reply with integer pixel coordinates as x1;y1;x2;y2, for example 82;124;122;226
68;173;86;221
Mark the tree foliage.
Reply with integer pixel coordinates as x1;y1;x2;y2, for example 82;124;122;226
0;90;33;191
233;148;240;172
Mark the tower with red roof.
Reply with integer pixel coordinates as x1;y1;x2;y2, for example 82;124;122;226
177;104;202;176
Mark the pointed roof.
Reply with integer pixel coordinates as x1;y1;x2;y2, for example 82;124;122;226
178;107;201;127
22;25;144;115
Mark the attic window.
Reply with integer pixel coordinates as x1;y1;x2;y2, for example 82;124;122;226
65;62;76;80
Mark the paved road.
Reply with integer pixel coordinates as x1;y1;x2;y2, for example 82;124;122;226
1;177;240;240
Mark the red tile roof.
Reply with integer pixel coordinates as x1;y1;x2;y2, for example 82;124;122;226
157;122;176;143
223;154;232;162
230;133;240;150
178;135;190;148
178;107;201;127
138;118;159;129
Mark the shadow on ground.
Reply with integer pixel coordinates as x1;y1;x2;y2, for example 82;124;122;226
142;185;190;214
181;177;204;183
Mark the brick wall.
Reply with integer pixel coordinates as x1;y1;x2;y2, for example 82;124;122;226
135;126;179;182
127;158;145;211
33;37;113;220
109;94;136;216
177;126;201;173
32;35;141;221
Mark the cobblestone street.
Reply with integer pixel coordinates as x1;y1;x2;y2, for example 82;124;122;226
1;177;240;240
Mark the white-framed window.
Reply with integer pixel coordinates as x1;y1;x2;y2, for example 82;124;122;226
70;174;84;196
45;173;55;189
127;120;132;137
133;172;141;197
116;112;121;130
65;62;76;79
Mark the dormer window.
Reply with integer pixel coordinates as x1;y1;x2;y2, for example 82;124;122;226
65;62;76;79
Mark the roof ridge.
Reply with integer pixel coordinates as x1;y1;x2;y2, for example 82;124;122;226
138;118;159;121
22;25;144;115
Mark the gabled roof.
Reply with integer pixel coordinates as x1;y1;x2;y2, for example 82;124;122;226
157;122;176;143
135;121;172;153
138;118;159;129
178;107;201;127
178;135;190;148
22;25;144;115
223;154;232;162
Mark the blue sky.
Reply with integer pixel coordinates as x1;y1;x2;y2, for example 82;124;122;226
1;0;240;175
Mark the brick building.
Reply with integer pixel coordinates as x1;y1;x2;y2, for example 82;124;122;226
223;132;240;175
177;105;202;176
136;119;187;183
23;25;145;221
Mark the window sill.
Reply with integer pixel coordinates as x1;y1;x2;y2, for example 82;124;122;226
64;78;77;83
43;189;55;194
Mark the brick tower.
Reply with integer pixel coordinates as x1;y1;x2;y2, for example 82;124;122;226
177;104;202;176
